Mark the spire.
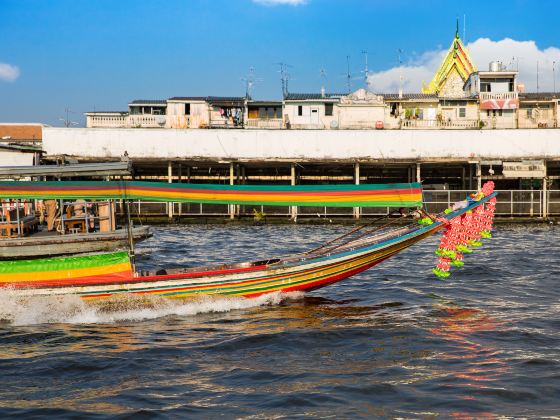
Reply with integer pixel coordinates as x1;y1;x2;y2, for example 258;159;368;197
456;18;459;39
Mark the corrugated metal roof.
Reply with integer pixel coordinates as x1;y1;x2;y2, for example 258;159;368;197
0;162;132;178
284;93;345;100
207;96;245;103
0;143;42;153
247;101;283;106
519;92;560;100
168;96;246;105
84;111;129;115
129;100;167;105
168;96;208;101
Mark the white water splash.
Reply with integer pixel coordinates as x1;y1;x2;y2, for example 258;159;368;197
0;290;304;326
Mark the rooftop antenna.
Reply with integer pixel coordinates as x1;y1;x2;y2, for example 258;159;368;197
514;56;523;72
398;48;404;97
241;66;262;99
553;61;556;93
346;55;352;93
537;60;540;93
59;107;79;128
276;62;292;98
361;50;369;89
319;68;327;97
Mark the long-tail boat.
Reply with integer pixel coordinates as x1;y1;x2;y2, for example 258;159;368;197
0;180;497;300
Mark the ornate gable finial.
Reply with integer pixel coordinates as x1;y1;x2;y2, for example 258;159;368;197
421;22;477;94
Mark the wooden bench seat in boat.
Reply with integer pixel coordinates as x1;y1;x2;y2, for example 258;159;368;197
0;216;39;238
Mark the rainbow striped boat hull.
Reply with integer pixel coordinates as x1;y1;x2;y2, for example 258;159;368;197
2;226;435;300
1;194;496;300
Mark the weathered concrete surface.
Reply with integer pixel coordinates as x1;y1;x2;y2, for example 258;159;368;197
44;127;560;162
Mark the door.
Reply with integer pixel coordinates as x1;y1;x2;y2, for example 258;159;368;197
310;108;319;125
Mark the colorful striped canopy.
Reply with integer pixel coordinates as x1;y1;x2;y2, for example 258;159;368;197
0;181;423;208
0;252;132;288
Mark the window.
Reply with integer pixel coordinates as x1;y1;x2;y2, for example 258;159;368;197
441;100;467;107
458;108;466;118
298;105;303;116
185;103;191;115
325;103;333;116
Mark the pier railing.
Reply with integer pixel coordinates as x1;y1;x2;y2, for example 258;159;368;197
402;119;480;129
123;189;560;219
423;190;547;217
479;92;518;101
87;114;168;128
246;118;284;129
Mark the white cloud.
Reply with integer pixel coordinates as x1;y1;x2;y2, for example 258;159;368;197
367;38;560;93
0;62;20;82
252;0;307;5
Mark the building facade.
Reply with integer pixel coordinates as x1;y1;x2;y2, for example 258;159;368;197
84;29;559;131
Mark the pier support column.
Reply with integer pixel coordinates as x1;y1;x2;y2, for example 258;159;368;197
177;163;182;216
290;163;297;221
353;162;360;219
167;161;173;220
476;162;482;191
543;162;548;219
229;162;235;220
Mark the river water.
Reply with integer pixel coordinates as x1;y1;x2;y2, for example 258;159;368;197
0;224;559;418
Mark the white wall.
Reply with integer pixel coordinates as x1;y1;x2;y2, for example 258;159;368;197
43;127;560;161
0;150;35;166
167;101;209;128
284;103;338;128
338;106;384;129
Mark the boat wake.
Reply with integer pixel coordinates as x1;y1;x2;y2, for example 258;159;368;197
0;290;304;326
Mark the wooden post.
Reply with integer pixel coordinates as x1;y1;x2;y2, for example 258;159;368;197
16;199;21;237
167;161;173;220
354;162;360;219
229;162;235;219
291;163;297;221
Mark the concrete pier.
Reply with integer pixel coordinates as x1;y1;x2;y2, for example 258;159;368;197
42;127;560;219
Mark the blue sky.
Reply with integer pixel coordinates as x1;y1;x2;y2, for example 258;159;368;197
1;0;559;125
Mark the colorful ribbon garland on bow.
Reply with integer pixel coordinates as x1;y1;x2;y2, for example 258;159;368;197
433;182;497;278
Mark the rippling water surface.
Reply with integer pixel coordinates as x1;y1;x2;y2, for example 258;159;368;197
1;224;559;418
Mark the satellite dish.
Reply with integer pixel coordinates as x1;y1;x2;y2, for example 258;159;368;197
330;120;339;129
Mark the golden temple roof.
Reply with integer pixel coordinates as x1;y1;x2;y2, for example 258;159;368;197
422;23;477;95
